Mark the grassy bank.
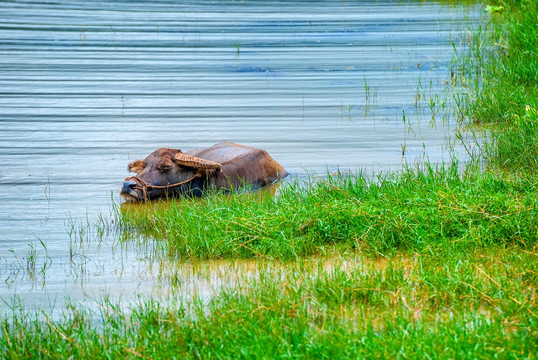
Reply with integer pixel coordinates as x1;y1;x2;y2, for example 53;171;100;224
2;0;537;358
1;248;535;359
118;165;537;260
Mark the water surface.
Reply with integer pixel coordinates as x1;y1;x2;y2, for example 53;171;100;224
0;0;480;315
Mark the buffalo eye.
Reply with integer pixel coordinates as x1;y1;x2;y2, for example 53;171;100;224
157;165;172;173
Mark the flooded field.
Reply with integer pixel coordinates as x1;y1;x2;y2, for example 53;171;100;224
0;0;480;315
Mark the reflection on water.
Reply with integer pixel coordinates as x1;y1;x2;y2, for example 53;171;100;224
120;182;281;217
0;0;481;316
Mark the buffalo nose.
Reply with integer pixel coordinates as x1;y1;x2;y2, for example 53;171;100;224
121;180;137;194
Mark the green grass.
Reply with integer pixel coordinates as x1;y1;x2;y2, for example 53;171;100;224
487;101;538;174
1;247;536;359
118;165;537;260
455;0;538;173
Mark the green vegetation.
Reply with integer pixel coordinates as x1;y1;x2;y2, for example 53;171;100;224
2;0;537;358
1;249;535;359
454;0;538;173
118;166;537;260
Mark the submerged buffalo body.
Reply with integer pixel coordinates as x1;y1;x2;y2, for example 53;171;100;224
121;142;288;201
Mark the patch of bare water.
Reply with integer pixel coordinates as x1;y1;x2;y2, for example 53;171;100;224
0;0;481;317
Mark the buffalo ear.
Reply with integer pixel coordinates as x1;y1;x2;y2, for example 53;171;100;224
128;159;145;173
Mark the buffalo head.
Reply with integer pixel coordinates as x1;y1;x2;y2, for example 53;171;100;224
121;148;221;201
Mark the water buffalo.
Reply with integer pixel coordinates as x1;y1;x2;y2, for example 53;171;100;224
121;142;288;201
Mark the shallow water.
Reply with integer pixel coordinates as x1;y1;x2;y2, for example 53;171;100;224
0;0;480;316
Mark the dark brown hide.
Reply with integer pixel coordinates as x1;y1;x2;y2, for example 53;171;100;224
121;142;288;201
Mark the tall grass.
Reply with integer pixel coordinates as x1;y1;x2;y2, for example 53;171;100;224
490;106;538;174
455;0;538;173
119;165;537;260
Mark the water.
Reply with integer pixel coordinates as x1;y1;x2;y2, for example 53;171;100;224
0;0;480;315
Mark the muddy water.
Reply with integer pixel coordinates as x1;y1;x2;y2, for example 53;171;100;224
0;0;480;315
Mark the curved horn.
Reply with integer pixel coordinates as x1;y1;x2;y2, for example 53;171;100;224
174;152;222;169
